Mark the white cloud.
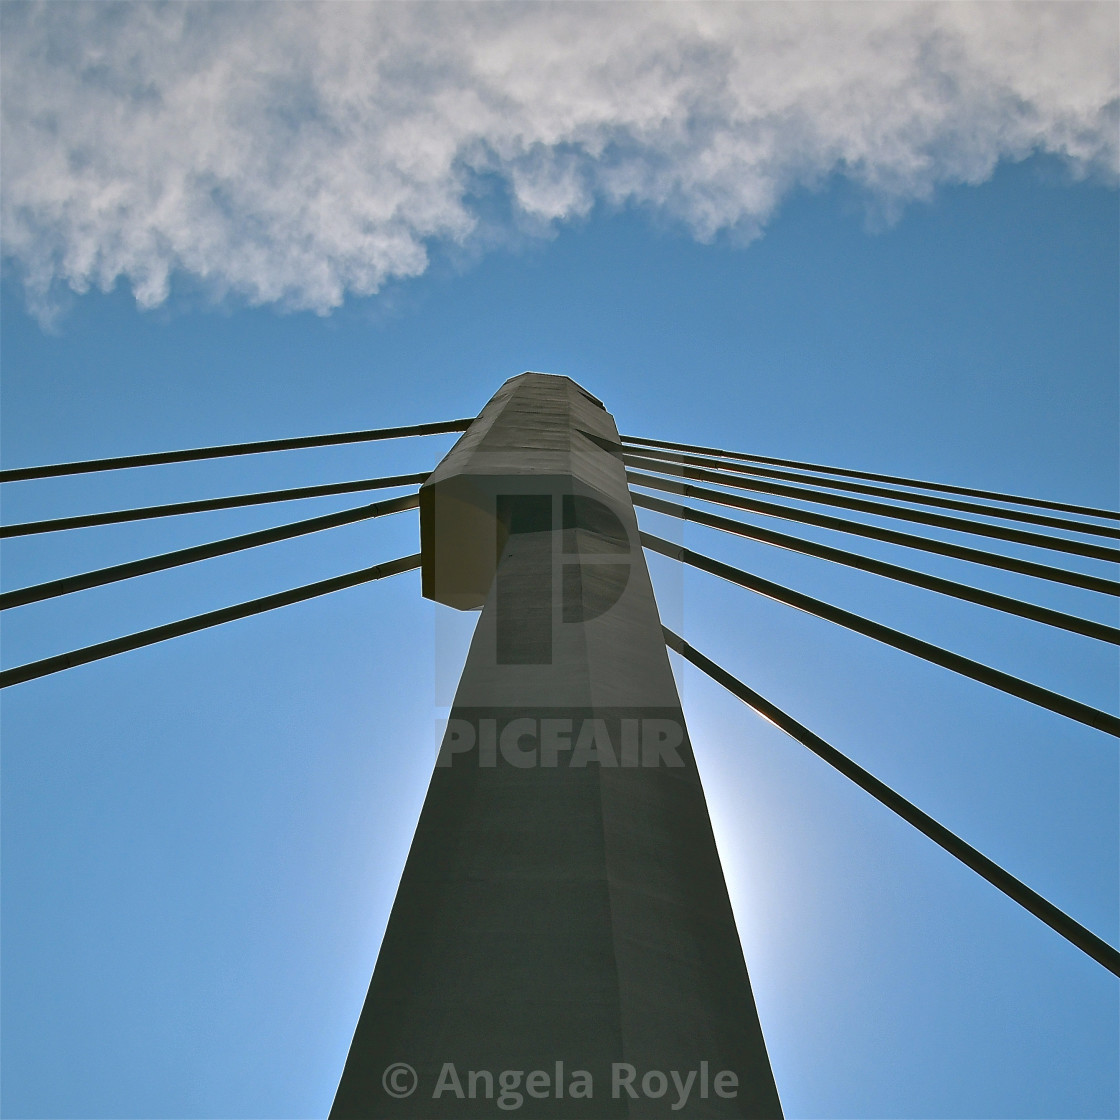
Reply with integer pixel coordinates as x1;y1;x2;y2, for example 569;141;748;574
1;1;1116;319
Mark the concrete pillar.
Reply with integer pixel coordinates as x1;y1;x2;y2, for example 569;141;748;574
330;373;781;1118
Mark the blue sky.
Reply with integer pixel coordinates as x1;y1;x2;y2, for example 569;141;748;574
2;5;1118;1119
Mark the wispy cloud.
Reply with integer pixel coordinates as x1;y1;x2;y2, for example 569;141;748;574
2;2;1116;319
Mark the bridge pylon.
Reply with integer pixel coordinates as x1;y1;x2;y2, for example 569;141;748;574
330;373;782;1118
